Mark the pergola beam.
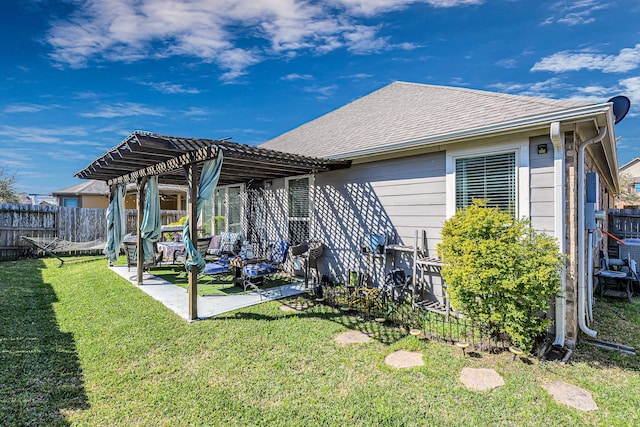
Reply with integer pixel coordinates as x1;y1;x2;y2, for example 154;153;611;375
107;146;217;186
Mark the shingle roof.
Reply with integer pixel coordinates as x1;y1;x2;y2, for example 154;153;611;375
52;179;188;196
259;81;592;158
53;180;109;196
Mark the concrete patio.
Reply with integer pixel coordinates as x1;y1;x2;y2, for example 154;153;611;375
109;265;305;321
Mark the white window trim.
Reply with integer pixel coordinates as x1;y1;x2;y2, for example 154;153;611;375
285;174;314;241
213;183;246;234
445;138;530;219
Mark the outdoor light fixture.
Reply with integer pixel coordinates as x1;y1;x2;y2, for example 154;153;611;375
537;144;548;155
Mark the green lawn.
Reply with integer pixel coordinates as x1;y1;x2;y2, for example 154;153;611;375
150;264;295;296
1;257;639;426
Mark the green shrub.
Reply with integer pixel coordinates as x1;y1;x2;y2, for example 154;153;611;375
436;200;562;352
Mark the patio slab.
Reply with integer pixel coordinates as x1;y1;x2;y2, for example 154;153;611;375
109;265;305;320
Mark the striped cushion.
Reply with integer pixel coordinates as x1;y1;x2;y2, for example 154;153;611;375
204;262;229;276
243;263;278;278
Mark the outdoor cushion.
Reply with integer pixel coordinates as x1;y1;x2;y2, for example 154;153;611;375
208;234;222;251
204;261;229;276
243;263;278;278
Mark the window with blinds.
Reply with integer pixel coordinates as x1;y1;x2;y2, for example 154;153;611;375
288;177;310;245
455;152;516;215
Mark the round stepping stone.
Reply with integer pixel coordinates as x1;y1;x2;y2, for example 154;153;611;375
542;381;599;411
335;330;371;346
384;350;424;368
460;368;505;391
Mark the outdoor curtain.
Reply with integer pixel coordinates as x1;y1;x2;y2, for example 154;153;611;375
141;175;161;263
183;150;224;272
103;184;127;263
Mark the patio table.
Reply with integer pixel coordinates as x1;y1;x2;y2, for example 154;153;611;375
157;241;184;264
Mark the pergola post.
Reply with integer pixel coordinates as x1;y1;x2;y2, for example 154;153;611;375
136;177;147;285
186;163;200;320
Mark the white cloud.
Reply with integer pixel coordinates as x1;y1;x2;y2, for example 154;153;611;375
339;73;373;79
80;102;164;118
334;0;483;16
488;77;571;98
619;77;640;115
3;103;58;113
137;81;201;94
182;107;212;116
303;84;339;100
542;0;610;26
495;58;517;69
0;125;95;145
281;73;314;81
532;44;640;73
46;0;478;80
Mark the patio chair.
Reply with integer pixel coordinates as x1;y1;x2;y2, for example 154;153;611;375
174;236;214;265
595;253;636;302
202;257;232;284
242;240;290;292
207;232;242;258
122;241;162;272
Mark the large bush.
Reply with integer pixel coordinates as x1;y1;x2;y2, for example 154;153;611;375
437;200;562;352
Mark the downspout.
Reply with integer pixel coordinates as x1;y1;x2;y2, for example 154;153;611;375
550;122;566;347
578;127;607;338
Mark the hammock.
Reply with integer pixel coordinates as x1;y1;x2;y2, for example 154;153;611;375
21;236;107;267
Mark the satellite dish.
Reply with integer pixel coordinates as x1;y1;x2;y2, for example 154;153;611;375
607;95;631;124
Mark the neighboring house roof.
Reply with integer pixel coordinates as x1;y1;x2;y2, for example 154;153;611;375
52;179;188;196
260;81;592;158
619;158;640;174
53;180;110;196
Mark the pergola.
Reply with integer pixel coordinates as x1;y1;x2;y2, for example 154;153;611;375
75;131;351;320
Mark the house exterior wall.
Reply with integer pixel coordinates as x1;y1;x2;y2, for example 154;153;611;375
81;195;109;209
529;135;555;234
258;132;558;288
252;130;608;349
312;151;447;285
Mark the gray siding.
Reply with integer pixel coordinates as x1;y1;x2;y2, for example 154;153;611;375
529;135;555;235
311;151;446;284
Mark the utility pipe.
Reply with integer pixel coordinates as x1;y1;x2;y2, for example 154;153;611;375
578;127;607;338
587;231;594;323
550;121;567;347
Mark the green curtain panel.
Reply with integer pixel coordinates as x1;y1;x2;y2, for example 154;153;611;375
183;150;224;272
103;184;126;263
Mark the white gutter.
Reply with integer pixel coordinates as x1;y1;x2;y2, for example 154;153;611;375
578;127;607;338
550;121;566;347
328;103;612;161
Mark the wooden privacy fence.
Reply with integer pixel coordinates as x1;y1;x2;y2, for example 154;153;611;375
0;203;186;260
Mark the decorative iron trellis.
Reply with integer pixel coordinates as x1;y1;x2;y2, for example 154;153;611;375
320;284;511;352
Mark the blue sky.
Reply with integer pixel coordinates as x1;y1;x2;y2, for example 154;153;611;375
2;0;639;196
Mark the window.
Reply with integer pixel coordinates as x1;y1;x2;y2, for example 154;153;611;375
455;152;516;215
287;177;310;245
634;183;640;194
213;185;244;234
62;197;78;208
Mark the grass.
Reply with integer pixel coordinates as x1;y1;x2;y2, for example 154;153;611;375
149;264;295;296
1;256;639;426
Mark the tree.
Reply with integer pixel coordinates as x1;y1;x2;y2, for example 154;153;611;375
0;165;19;203
615;172;640;208
437;200;563;352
